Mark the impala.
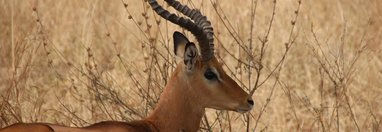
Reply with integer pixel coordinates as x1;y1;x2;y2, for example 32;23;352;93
0;0;254;131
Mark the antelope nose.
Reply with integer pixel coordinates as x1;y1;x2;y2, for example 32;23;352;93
247;99;254;106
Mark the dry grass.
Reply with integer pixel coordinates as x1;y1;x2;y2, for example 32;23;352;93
0;0;381;131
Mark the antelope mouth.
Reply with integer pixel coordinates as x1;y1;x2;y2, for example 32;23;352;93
235;106;253;113
236;108;252;113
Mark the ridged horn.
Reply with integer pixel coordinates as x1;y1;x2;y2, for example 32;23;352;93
148;0;214;61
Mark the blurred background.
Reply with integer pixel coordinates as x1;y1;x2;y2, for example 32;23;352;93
0;0;381;131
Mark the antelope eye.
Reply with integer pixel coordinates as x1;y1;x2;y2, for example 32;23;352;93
204;69;217;80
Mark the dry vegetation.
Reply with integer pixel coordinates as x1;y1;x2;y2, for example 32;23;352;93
0;0;381;131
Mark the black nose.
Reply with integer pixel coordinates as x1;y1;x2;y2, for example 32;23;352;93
247;99;254;105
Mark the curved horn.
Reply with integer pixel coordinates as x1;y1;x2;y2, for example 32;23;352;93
148;0;214;61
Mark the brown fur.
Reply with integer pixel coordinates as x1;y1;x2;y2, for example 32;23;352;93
0;123;54;132
47;121;157;132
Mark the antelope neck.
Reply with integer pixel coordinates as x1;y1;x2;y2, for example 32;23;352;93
145;70;204;132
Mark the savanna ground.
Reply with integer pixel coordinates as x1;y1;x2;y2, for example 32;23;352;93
0;0;381;131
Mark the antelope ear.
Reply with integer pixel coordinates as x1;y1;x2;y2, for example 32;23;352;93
173;31;189;58
183;42;198;72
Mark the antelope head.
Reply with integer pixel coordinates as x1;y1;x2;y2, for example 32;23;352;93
149;0;254;113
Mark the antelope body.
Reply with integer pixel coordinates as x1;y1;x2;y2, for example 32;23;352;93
0;0;254;131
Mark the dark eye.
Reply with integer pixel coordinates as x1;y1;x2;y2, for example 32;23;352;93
204;69;217;80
